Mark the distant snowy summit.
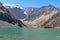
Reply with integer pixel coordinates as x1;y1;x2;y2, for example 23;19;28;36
3;4;19;8
3;4;26;19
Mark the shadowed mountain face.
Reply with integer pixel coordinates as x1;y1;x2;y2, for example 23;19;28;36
4;4;26;20
6;8;26;19
0;3;24;27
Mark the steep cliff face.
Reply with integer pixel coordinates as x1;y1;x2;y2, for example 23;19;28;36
0;3;24;27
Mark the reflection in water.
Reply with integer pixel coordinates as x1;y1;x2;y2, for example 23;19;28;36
0;28;60;40
56;36;60;39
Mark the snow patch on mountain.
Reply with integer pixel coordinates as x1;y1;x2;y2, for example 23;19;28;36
3;4;19;8
32;8;34;11
24;11;27;15
3;4;24;9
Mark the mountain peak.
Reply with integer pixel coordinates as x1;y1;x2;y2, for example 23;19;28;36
47;4;57;8
48;4;54;7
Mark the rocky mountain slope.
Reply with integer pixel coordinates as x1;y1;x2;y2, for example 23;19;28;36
22;5;60;28
0;3;24;28
23;5;58;21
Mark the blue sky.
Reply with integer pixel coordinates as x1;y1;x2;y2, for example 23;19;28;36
0;0;60;8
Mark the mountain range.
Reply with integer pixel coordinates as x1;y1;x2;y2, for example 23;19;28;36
0;2;60;28
22;5;60;28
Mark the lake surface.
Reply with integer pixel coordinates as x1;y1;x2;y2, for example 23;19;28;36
0;28;60;40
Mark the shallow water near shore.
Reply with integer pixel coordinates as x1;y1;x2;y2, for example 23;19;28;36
0;28;60;40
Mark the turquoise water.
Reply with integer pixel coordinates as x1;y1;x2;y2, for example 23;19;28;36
0;28;60;40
